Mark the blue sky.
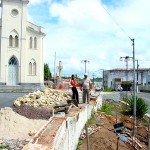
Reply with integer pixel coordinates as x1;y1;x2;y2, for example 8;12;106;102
28;0;150;78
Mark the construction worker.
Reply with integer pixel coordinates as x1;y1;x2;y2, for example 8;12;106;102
70;74;79;104
80;73;92;104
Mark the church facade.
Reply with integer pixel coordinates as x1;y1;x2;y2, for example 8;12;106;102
0;0;45;90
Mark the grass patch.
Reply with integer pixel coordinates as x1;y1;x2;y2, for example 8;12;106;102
0;144;11;150
86;111;95;126
102;88;113;92
100;103;112;115
76;139;83;150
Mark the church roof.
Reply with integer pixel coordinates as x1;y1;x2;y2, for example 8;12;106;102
27;21;46;36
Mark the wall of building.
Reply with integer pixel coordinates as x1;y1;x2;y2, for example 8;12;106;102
104;69;150;89
0;0;44;87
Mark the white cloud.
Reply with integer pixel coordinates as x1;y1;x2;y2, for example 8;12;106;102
28;0;150;77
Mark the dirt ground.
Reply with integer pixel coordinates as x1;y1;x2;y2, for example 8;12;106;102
79;112;148;150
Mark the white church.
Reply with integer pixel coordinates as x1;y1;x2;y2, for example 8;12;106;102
0;0;45;91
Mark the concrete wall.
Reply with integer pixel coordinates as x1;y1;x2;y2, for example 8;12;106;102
23;97;102;150
139;85;150;93
100;92;122;102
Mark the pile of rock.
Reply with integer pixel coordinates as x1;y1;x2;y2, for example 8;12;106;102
14;88;72;108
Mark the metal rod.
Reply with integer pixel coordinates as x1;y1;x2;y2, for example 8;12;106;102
85;123;90;150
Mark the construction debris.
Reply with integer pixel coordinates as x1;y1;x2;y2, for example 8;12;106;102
13;88;71;108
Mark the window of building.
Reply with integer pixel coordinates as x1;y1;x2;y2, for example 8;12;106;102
33;62;36;75
29;60;36;75
30;37;33;48
9;35;13;47
29;62;32;75
9;30;19;48
34;37;37;49
15;35;19;47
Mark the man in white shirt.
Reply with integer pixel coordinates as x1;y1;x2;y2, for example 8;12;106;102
80;73;92;104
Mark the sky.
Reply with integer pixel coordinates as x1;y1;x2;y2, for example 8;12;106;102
27;0;150;78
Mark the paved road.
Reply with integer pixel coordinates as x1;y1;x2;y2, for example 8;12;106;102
0;93;28;109
136;92;150;114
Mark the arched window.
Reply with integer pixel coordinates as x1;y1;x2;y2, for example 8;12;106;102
30;37;33;48
9;35;13;47
9;30;19;48
9;56;17;65
15;35;19;47
29;62;32;75
29;59;36;75
34;37;37;49
33;62;36;75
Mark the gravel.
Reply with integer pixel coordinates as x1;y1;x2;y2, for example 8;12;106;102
13;105;52;120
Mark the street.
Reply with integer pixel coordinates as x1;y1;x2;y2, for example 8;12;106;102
137;92;150;114
0;93;28;109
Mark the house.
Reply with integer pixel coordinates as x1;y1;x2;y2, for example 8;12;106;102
0;0;45;91
104;68;150;89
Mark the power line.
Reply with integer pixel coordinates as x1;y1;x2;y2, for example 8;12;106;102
138;60;150;61
97;0;131;40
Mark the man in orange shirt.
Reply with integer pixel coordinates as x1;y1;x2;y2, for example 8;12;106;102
70;74;79;104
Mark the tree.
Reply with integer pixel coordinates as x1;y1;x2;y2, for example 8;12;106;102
44;63;51;80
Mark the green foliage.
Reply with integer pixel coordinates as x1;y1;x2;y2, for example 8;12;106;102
123;96;148;118
121;81;132;86
100;103;112;115
94;77;103;82
102;88;112;92
86;111;95;126
76;139;83;150
121;81;132;91
0;144;11;150
44;63;51;80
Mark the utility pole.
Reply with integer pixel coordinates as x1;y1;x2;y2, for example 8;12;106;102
93;73;95;86
54;52;56;84
131;38;136;138
102;69;104;89
81;60;90;73
135;59;139;92
120;56;132;97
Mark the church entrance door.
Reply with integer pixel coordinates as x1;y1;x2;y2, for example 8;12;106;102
8;57;18;85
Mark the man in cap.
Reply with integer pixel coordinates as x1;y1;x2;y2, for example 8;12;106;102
80;73;92;104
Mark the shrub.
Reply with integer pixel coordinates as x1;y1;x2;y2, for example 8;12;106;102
102;88;112;92
100;103;112;115
123;96;148;118
0;145;11;150
121;81;132;91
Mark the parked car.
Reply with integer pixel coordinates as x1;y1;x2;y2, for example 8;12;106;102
95;86;103;91
115;85;123;91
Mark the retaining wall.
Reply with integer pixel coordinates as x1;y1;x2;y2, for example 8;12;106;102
23;96;102;150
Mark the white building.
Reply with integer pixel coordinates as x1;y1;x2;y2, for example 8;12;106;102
104;68;150;89
0;0;45;91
